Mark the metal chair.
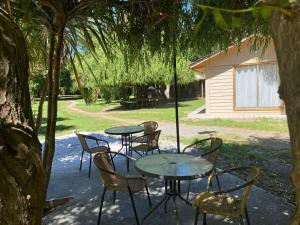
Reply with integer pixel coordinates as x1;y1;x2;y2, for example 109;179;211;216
131;130;161;156
183;137;223;200
76;132;110;178
93;151;152;225
132;121;158;144
193;166;261;225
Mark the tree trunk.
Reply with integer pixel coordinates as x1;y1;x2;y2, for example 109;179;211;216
270;4;300;224
43;30;55;175
35;78;47;135
43;24;65;186
164;84;171;99
0;10;46;225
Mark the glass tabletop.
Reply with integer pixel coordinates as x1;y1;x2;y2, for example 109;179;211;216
135;153;213;180
104;125;144;135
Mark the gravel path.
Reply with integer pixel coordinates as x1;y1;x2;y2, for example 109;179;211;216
67;101;290;149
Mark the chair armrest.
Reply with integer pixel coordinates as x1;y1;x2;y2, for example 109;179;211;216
127;176;146;181
131;134;149;142
107;150;136;161
183;138;212;153
126;176;147;187
82;134;110;147
207;166;260;193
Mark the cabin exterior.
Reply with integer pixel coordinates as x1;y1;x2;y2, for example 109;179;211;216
190;38;285;118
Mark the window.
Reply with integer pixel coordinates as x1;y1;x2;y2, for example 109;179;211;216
235;63;281;109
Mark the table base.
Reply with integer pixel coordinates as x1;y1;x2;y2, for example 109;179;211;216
111;134;132;171
141;180;192;225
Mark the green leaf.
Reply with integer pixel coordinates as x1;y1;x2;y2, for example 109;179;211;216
260;6;272;20
231;16;242;28
252;7;261;18
195;9;208;33
213;10;229;30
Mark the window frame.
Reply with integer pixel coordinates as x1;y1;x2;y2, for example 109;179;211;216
233;61;282;111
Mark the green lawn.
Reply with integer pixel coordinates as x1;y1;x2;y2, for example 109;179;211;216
184;118;288;132
32;101;120;140
33;98;288;141
108;99;205;122
76;99;120;112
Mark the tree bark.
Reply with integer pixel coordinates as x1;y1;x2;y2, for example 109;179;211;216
43;24;65;186
35;78;47;136
270;3;300;224
0;10;46;225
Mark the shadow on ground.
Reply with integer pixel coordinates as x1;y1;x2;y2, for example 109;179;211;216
43;134;293;225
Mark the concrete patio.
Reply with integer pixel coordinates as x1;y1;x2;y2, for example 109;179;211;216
43;133;293;225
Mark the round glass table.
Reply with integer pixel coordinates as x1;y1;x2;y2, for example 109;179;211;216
105;125;144;136
105;125;144;171
135;153;213;224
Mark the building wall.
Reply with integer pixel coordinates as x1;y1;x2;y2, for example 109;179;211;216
197;39;283;116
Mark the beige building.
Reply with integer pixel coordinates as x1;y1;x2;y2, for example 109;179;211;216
190;38;285;119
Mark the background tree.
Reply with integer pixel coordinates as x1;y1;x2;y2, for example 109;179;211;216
270;1;300;224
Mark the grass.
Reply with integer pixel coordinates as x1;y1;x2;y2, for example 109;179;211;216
32;100;120;140
76;99;119;112
184;118;288;132
108;99;205;122
75;98;288;132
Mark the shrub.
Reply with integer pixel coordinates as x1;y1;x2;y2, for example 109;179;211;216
82;87;99;105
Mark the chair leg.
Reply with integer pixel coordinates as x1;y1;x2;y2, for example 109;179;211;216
165;179;168;192
240;216;245;225
194;207;199;225
186;180;191;200
213;168;221;191
203;213;207;225
109;151;116;170
145;185;152;207
113;191;116;204
128;186;140;225
245;206;251;225
89;153;92;178
158;148;161;154
97;187;107;225
79;150;84;171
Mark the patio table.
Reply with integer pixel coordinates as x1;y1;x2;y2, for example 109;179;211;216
135;153;213;225
105;125;144;171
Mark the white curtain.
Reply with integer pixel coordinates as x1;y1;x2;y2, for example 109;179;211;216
257;64;281;107
235;66;258;108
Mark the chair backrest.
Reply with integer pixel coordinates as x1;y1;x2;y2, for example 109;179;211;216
93;151;118;187
206;137;222;165
140;121;158;135
183;137;222;166
239;166;261;213
147;130;161;148
76;133;89;152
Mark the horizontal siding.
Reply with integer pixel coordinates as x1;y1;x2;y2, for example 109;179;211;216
207;69;234;114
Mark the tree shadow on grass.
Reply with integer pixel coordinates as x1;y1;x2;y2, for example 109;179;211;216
39;124;75;136
105;102;191;112
41;116;67;123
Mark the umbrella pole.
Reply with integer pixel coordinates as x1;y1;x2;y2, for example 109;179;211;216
173;44;180;153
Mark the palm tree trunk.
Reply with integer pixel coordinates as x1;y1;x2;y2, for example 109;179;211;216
270;5;300;225
43;30;55;176
43;24;65;186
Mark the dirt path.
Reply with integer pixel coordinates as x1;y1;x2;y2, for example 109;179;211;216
67;101;290;149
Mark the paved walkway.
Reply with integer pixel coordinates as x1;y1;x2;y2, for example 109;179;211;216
43;134;293;225
67;101;290;149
